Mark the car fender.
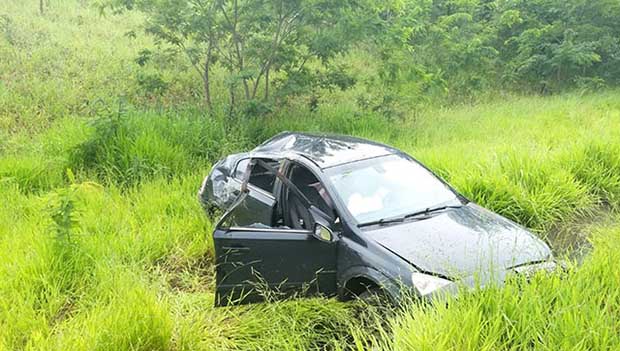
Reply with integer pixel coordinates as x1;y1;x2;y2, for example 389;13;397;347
338;265;401;302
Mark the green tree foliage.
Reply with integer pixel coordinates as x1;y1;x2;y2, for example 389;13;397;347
103;0;620;112
398;0;620;96
105;0;369;114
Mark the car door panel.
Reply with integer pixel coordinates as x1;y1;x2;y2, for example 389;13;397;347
228;186;276;227
213;157;338;306
214;228;337;306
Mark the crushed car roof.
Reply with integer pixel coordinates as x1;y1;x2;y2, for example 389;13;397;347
253;132;396;169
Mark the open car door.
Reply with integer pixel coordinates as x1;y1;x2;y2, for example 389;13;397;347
213;158;338;306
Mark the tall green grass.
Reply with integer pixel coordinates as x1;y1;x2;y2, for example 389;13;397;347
383;222;620;351
3;1;620;349
2;92;620;350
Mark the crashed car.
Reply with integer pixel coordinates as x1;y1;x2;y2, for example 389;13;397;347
199;132;556;306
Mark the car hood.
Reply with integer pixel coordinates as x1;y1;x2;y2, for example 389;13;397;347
365;203;552;280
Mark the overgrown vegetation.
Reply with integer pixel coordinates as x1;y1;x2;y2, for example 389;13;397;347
101;0;620;112
2;0;620;350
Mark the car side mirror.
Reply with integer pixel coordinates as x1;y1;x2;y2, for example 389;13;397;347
313;222;334;242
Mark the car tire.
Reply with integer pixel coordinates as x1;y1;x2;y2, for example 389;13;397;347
358;287;392;307
355;287;394;342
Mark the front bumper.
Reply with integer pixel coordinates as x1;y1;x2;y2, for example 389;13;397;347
411;260;563;303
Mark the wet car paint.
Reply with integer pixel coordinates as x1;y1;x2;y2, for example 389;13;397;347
253;132;395;169
365;203;552;280
201;132;556;305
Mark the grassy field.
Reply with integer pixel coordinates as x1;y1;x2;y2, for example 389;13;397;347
2;92;620;350
2;1;620;350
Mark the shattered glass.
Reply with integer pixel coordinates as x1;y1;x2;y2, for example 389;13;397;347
198;152;249;212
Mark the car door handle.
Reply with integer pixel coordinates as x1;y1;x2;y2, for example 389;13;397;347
222;246;250;252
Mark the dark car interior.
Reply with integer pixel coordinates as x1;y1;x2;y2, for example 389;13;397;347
248;160;278;193
284;165;335;230
225;159;335;231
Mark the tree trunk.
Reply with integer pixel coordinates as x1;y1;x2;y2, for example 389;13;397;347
232;0;250;100
204;43;213;111
242;79;250;100
203;67;211;111
39;0;44;14
264;66;270;100
228;85;236;119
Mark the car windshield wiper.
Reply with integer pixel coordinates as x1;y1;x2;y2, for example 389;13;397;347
357;215;407;228
357;204;463;228
403;204;463;219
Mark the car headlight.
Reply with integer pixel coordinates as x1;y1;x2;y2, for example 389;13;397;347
411;272;453;296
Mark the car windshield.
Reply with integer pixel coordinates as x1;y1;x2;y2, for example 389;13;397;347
328;154;459;225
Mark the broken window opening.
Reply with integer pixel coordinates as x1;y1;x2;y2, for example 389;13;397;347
218;159;337;233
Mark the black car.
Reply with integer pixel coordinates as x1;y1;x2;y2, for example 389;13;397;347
199;132;555;306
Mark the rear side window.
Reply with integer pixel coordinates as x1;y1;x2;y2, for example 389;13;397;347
248;159;280;194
